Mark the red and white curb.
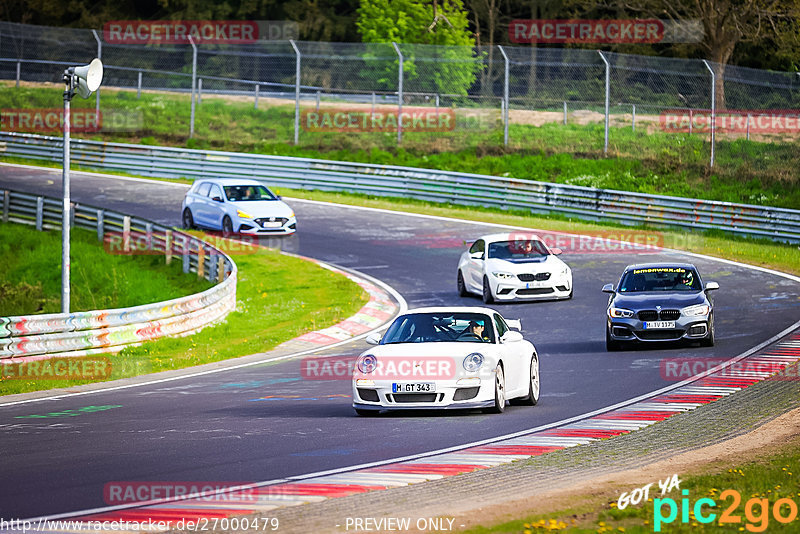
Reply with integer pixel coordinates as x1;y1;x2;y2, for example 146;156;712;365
28;330;800;532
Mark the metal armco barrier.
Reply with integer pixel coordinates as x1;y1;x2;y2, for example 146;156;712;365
1;132;799;243
0;187;237;359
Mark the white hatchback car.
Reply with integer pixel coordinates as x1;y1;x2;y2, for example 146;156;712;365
457;233;572;302
181;178;296;235
352;307;539;415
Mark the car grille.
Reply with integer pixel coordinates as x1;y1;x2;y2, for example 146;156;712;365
518;273;551;282
357;388;379;402
453;387;480;401
517;288;554;295
637;330;683;341
637;310;680;321
391;393;440;403
254;217;287;227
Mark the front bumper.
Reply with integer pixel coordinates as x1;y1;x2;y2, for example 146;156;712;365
352;379;494;411
236;216;297;235
608;316;711;343
491;273;572;301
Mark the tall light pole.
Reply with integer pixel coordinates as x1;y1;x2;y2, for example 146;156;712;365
61;58;103;313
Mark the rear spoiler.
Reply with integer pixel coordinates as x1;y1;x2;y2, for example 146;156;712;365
506;319;522;331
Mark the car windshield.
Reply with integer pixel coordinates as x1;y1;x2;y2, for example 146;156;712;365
381;313;495;344
619;267;702;292
487;240;549;262
224;185;277;202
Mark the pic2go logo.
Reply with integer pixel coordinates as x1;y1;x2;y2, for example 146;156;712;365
653;489;800;532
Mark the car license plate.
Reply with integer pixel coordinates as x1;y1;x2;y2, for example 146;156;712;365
262;221;282;228
525;281;546;289
392;382;436;393
644;321;676;329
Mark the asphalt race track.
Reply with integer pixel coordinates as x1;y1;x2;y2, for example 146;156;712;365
1;164;799;519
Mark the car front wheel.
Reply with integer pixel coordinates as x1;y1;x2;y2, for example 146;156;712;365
457;271;469;297
222;216;234;237
182;208;194;229
484;364;505;414
482;276;494;304
700;315;715;347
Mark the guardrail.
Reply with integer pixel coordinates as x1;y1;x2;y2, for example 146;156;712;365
1;132;798;243
0;187;237;359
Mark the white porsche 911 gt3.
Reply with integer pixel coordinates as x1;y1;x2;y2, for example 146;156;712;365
457;232;573;303
352;307;539;415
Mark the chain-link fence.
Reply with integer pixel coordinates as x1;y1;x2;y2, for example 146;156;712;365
2;20;799;170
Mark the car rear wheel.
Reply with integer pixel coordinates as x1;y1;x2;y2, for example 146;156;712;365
484;364;505;413
222;216;234;237
457;271;469;297
182;208;194;229
482;276;494;304
606;327;622;351
700;314;715;347
512;355;540;406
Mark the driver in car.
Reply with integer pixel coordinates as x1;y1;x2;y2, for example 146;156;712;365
463;320;489;341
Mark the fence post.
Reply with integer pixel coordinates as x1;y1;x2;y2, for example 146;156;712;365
189;35;197;139
498;45;510;146
123;216;131;252
145;222;153;251
2;190;9;222
182;238;190;273
198;78;202;104
563;101;567;125
597;51;610;155
165;229;173;265
371;92;376;117
632;104;636;132
392;42;404;145
689;109;693;134
254;84;259;109
702;59;716;168
746;113;751;140
96;209;104;241
92;30;101;119
35;196;43;231
316;90;320;111
289;39;301;145
197;244;206;279
137;71;142;99
16;61;20;87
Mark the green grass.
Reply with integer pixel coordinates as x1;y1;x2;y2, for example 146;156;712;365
0;223;212;315
3;82;799;209
464;435;800;533
0;225;369;396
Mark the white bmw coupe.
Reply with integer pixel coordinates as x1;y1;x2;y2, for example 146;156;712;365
457;233;573;303
352;307;539;415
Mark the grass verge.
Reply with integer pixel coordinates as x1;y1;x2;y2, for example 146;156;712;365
0;226;369;396
2;82;798;208
0;223;212;315
464;434;800;533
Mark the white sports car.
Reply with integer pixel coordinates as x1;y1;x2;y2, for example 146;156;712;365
457;232;573;302
352;307;539;415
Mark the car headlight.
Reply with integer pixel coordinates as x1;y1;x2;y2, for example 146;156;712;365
608;307;634;318
356;354;378;374
683;304;711;317
236;209;253;219
492;272;514;279
463;353;484;372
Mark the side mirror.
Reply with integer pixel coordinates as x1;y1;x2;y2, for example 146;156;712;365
365;333;382;345
470;252;484;260
212;196;223;203
551;248;563;256
501;331;524;343
705;281;719;291
602;283;615;294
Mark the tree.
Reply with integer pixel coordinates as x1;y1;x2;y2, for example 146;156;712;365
604;0;800;109
357;0;482;96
